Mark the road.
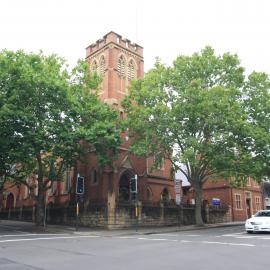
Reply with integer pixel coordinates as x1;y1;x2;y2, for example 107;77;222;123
0;222;269;270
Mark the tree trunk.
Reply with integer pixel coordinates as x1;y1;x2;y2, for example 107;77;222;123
194;184;204;226
35;152;45;226
35;185;45;226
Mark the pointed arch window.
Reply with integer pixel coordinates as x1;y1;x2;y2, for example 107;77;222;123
62;168;72;194
128;60;135;81
161;188;170;204
146;186;153;202
117;55;126;78
99;56;105;75
90;168;98;185
91;60;98;72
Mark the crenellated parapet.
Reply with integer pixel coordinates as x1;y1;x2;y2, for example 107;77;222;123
86;31;143;59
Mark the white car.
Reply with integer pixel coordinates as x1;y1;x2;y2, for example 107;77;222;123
245;210;270;233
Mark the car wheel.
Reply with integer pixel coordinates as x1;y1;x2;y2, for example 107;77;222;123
246;231;253;234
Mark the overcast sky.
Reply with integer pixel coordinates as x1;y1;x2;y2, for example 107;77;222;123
1;0;270;74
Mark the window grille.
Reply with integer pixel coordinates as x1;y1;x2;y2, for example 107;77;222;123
117;56;126;78
91;60;98;72
128;60;135;80
100;56;105;75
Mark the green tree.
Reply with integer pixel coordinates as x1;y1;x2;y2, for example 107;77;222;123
123;47;269;225
0;50;121;225
243;72;270;179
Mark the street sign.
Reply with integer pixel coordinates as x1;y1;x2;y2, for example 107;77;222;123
175;178;181;205
175;194;181;206
212;198;221;206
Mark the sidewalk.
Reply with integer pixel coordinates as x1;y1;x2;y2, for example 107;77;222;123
0;219;245;236
56;221;245;236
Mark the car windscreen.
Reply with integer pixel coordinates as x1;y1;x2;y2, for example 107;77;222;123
254;211;270;217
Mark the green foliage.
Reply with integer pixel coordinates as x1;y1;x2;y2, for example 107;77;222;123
243;72;270;178
0;50;71;185
123;47;269;224
0;50;121;197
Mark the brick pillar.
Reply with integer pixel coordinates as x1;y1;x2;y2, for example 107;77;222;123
160;202;164;225
138;201;142;225
107;191;116;229
204;203;210;223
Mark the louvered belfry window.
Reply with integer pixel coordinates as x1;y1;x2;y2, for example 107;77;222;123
100;56;105;75
117;56;125;78
128;60;135;80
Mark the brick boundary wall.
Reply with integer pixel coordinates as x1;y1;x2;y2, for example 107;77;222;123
0;203;231;228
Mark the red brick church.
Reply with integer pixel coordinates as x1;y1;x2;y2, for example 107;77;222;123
0;32;176;219
77;31;175;208
3;32;262;226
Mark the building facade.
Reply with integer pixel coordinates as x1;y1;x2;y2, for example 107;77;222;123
1;32;175;217
262;181;270;210
79;31;175;208
202;177;264;221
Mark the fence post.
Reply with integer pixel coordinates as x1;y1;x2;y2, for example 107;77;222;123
205;203;209;223
32;206;35;222
19;207;23;220
138;201;142;224
107;192;116;229
160;202;164;225
177;205;182;226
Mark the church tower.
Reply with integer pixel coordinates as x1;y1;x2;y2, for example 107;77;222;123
83;32;175;225
86;31;144;108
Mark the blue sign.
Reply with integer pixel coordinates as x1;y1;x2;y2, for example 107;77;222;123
212;198;221;206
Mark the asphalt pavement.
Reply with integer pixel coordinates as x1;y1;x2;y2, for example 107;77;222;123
2;220;268;270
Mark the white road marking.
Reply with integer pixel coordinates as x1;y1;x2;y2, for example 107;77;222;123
222;232;246;237
154;234;179;236
236;236;260;239
119;236;137;239
133;237;255;246
0;235;100;243
221;233;270;240
138;237;177;242
202;241;254;247
0;233;69;238
185;234;200;237
236;236;270;240
138;237;166;241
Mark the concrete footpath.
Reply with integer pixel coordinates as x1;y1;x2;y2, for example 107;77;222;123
0;219;245;236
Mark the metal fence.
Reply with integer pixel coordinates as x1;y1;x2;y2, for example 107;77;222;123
0;202;231;228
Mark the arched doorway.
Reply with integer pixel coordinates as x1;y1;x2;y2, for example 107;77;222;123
161;188;170;204
146;186;153;203
6;193;14;209
118;170;135;202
